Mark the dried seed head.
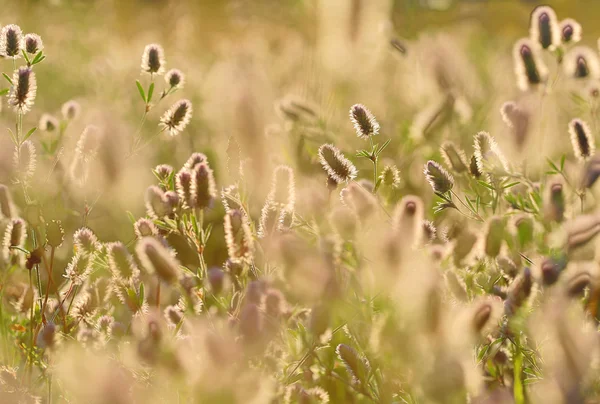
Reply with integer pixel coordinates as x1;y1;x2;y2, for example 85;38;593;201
175;169;194;209
484;217;505;258
64;253;93;285
224;209;254;262
275;95;319;123
160;99;192;136
136;237;180;284
379;165;401;188
140;44;165;75
73;227;100;255
153;164;173;183
349;104;380;139
560;19;582;44
340;182;377;220
164;68;185;89
14;140;36;180
61;100;81;120
268;165;295;210
564;46;600;79
46;220;64;248
473;131;509;177
513;38;548;91
8;67;36;113
529;6;560;50
183;152;207;170
336;344;370;385
145;185;171;219
106;242;139;281
544;179;565;222
318;144;358;183
569;118;595;161
134;218;158;238
191;162;217;209
582;155;600;189
0;25;23;57
0;185;14;220
422;220;437;244
440;141;468;173
23;33;42;54
39;113;59;132
424;160;454;194
257;200;278;239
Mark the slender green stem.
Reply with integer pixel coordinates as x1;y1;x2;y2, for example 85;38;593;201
451;190;484;221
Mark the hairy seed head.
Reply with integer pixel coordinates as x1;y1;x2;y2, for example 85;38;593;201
560;19;582;44
160;99;192;136
61;100;81;120
257;200;278;239
504;268;533;316
473;131;509;177
8;67;36;113
336;343;370;385
175;169;194;210
349;104;379;139
64;253;93;285
106;242;139;281
75;125;102;161
379;165;401;188
565;214;600;252
0;25;23;57
23;33;42;54
183;152;207;170
529;6;560;50
318;144;358;183
224;209;254;262
164;68;185;89
136;237;180;284
153;164;173;183
14;140;36;180
73;227;100;255
513;38;548;91
569;118;595;161
340;182;377;220
484;216;505;258
39;113;59;132
145;185;171;219
140;44;165;75
582;155;600;189
46;220;64;248
422;220;437;244
134;218;158;239
191;162;217;209
564;46;600;79
500;101;530;149
424;160;454;194
268;165;295;210
392;195;424;247
544;179;565;222
440;141;468;173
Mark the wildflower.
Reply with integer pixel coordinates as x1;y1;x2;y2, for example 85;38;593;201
540;256;567;286
318;144;357;183
0;24;23;57
340;182;377;219
39;113;59;132
73;227;100;254
257;200;278;239
175;169;194;209
569;118;595;161
424;160;454;194
422;220;437;244
473;131;509;177
513;38;548;91
106;242;139;280
275;96;319;123
145;185;171;219
153;164;173;183
136;237;180;284
134;218;158;238
500;101;530;149
565;214;600;252
469;155;481;178
164;305;183;327
164;190;179;211
191;162;216;209
440;141;468;173
336;344;370;385
140;44;165;75
564;46;600;79
379;165;401;188
61;100;81;120
582;155;600;188
2;218;26;264
8;67;36;113
14;140;36;180
207;267;226;295
75;125;102;161
349;104;379;139
22;33;42;54
544;180;565;222
221;184;243;213
159;99;192;136
529;6;560;50
560;19;582;44
183;152;207;170
239;302;263;343
267;165;295;210
36;322;56;349
224;209;254;262
46;220;64;248
64;253;93;285
164;68;184;89
504;268;533;316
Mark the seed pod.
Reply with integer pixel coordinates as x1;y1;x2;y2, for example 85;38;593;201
340;182;377;220
440;141;468;173
0;25;23;57
424;160;454;194
61;100;81;120
564;46;600;80
267;165;295;210
349;104;379;139
560;19;582;44
191;162;216;209
159;99;192;136
504;268;533;316
164;69;185;89
513;38;548;91
22;33;42;54
39;114;59;132
106;242;139;281
484;217;505;258
140;44;165;75
379;165;401;188
136;237;180;284
145;186;171;219
134;218;158;239
318;144;357;183
544;180;565;222
529;6;560;50
569;118;595;161
336;344;370;385
8;67;36;113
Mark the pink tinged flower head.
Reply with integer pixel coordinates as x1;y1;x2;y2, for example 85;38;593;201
160;99;192;136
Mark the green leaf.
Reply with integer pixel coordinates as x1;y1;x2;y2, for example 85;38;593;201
126;211;136;224
560;154;566;171
23;127;37;142
0;89;8;96
31;55;46;65
2;73;13;86
21;50;31;65
139;283;145;306
135;80;146;102
147;82;155;103
502;181;520;189
31;51;44;65
477;180;495;190
376;138;391;155
6;129;17;145
546;158;560;173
